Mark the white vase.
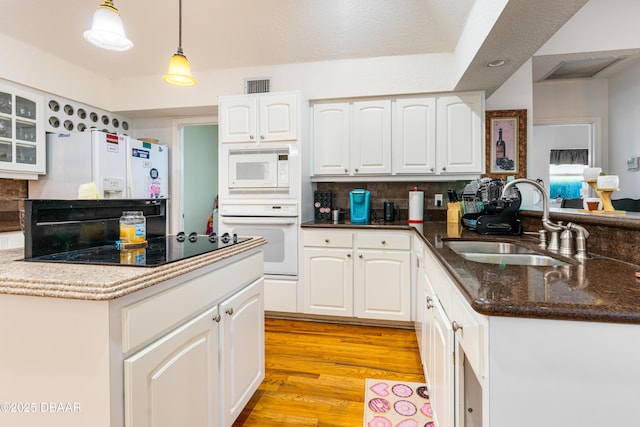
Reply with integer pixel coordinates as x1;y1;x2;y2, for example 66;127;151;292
596;175;619;189
583;167;602;181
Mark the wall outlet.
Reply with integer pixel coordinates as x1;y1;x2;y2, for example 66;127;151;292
435;194;443;207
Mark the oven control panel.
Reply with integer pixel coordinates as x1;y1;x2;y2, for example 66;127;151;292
219;200;298;217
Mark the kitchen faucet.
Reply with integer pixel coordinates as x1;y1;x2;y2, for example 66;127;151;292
501;178;588;259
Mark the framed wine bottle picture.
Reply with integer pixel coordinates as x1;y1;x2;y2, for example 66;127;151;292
485;109;527;179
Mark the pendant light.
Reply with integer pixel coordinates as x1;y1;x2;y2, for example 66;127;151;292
84;0;133;51
164;0;196;86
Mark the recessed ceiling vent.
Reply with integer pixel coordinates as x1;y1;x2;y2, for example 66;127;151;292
542;56;627;81
244;78;271;94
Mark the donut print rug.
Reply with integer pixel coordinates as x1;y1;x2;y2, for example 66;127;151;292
363;379;434;427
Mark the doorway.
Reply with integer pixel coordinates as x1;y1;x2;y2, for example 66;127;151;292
181;124;218;234
531;118;601;201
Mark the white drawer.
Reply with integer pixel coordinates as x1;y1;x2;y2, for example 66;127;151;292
304;230;353;248
357;232;410;250
122;252;263;353
264;277;298;312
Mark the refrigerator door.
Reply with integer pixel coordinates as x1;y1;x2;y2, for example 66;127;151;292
92;131;127;198
126;138;169;199
28;132;93;199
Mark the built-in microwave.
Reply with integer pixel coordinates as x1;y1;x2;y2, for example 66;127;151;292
228;149;290;190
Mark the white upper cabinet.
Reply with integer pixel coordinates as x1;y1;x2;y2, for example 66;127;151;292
311;92;484;180
436;94;484;175
219;93;297;144
312;100;391;176
352;100;392;175
312;102;350;175
0;82;45;179
259;94;298;142
393;97;437;175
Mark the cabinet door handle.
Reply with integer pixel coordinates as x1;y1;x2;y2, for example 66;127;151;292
426;296;434;309
226;308;234;316
249;135;255;140
344;168;348;173
442;167;447;171
430;167;434;172
355;168;359;173
359;254;363;258
260;135;265;140
347;253;351;258
381;240;386;245
325;239;330;243
452;320;463;332
213;314;221;323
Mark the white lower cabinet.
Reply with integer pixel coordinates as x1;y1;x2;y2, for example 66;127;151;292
219;278;265;427
419;246;485;427
303;230;354;316
124;306;220;427
302;229;410;321
423;267;454;427
124;264;265;427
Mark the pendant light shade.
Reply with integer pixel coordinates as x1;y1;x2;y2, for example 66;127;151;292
164;49;197;86
164;0;196;86
84;0;133;51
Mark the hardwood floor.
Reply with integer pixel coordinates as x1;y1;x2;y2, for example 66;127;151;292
233;317;425;427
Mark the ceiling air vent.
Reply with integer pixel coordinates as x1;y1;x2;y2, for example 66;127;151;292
542;56;627;81
244;78;271;94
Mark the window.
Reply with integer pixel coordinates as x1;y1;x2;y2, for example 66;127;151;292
549;164;585;200
548;149;589;201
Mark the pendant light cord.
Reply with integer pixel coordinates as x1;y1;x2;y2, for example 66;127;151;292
178;0;183;53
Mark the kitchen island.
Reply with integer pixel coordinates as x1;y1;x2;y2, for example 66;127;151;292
0;237;266;427
302;218;640;427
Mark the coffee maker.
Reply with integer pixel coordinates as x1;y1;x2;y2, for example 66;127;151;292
461;179;522;235
350;189;371;224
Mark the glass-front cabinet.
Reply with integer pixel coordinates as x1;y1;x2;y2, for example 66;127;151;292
0;82;45;178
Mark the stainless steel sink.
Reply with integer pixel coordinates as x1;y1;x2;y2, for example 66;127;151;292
444;240;536;255
444;240;570;266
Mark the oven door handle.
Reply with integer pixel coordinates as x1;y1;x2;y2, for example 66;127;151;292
221;217;297;226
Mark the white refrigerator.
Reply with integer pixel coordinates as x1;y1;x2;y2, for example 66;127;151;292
126;138;169;199
28;130;168;199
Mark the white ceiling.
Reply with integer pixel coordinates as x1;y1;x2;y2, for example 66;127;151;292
3;0;475;80
1;0;602;115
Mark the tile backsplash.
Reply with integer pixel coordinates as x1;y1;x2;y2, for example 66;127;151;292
315;180;470;221
0;179;27;232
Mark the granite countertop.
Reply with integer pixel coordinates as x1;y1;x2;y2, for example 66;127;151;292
0;237;266;301
302;219;640;324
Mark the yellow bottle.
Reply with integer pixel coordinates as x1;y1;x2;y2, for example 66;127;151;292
119;211;146;243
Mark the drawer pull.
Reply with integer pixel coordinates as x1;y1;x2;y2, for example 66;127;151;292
325;239;330;243
452;321;463;332
359;254;363;258
226;308;234;316
426;296;434;309
381;240;386;245
347;253;351;258
213;314;221;323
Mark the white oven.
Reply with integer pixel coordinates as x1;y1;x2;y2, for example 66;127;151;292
218;200;298;277
228;149;289;190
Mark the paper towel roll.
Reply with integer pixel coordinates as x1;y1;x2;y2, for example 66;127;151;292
409;190;424;223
